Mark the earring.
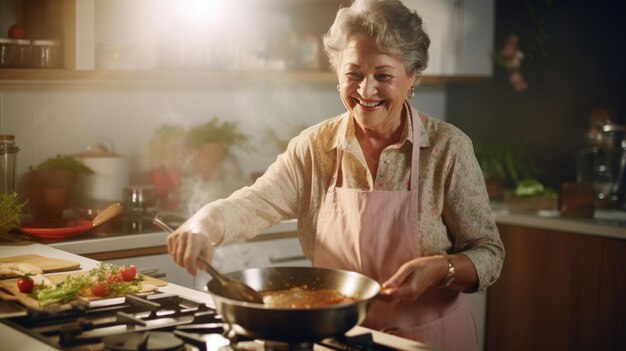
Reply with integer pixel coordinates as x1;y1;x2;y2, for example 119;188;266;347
337;83;341;91
409;85;415;98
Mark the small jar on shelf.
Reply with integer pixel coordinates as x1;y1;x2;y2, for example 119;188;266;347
0;38;17;68
32;39;60;68
14;39;32;68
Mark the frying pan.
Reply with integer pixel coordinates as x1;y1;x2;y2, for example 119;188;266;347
207;266;380;342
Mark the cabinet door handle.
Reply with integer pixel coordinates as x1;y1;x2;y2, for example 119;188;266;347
269;255;308;264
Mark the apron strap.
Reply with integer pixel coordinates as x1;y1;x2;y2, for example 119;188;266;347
406;101;421;245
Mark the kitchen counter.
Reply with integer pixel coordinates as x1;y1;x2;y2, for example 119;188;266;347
0;242;430;351
47;219;298;255
493;205;626;240
13;205;626;259
55;208;626;255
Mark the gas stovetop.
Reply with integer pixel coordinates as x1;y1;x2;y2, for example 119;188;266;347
0;292;401;351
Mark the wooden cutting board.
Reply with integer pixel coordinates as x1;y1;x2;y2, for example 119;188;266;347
0;254;81;278
0;272;168;310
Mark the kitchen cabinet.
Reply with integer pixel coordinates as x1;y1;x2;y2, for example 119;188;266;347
405;0;494;77
486;223;626;351
0;0;492;83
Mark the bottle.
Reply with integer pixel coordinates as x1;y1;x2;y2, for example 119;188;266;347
0;135;19;194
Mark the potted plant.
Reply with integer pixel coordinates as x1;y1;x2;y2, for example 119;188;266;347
147;124;186;210
0;192;25;235
185;117;250;181
505;178;559;213
473;142;538;200
25;155;93;220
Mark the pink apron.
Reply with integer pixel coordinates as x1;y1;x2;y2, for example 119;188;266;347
313;102;476;350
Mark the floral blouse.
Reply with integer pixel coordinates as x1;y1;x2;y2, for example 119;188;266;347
209;104;505;293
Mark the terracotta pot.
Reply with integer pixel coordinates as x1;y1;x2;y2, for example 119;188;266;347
190;143;225;182
25;170;76;220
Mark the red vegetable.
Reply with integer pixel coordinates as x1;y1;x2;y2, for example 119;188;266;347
120;265;137;282
92;281;107;296
17;276;34;293
8;24;25;39
107;274;123;284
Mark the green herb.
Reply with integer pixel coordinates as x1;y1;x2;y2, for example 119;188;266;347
34;155;94;175
514;179;557;199
33;263;143;306
474;142;538;186
185;117;250;151
36;274;91;306
0;192;25;231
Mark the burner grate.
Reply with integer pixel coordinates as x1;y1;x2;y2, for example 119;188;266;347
1;292;401;351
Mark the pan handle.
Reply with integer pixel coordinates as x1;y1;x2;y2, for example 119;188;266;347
268;255;308;264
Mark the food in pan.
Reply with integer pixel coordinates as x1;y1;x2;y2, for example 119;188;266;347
260;287;357;308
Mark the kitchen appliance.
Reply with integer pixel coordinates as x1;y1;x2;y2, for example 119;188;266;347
0;135;19;193
73;141;130;205
0;291;419;351
123;185;157;213
576;110;626;209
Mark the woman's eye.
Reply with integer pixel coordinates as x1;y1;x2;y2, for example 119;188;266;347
346;72;362;80
376;74;392;81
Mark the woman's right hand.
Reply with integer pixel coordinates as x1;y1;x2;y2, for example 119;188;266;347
166;206;225;275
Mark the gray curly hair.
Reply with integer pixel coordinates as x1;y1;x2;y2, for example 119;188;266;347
322;0;430;83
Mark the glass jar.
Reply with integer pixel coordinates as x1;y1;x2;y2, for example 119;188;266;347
0;38;16;68
0;135;19;194
14;39;32;68
32;39;59;68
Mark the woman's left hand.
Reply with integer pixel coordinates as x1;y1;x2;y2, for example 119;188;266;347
378;255;448;301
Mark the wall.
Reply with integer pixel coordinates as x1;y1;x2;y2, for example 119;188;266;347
0;81;446;210
446;0;626;191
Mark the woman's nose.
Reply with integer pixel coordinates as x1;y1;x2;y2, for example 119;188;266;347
358;77;377;98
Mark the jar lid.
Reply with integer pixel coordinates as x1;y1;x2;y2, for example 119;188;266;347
0;135;18;154
32;39;60;46
14;39;31;45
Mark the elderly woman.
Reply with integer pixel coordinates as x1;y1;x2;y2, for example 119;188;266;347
167;0;504;349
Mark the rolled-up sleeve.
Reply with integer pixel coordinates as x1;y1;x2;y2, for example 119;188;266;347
442;133;505;293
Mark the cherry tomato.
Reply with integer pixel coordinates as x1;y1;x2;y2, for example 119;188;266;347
92;281;107;296
17;276;34;293
120;265;137;282
107;274;123;284
8;24;25;39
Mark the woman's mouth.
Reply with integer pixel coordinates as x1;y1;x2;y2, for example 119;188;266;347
354;98;384;109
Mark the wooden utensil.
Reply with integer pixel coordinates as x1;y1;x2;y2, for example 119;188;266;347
92;202;123;227
153;216;264;304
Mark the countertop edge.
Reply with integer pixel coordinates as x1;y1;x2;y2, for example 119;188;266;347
49;219;299;255
494;211;626;240
47;210;626;256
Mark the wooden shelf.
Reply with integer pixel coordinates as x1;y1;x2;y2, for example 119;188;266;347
0;68;489;85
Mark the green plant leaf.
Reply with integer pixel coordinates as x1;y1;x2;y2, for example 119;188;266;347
34;155;94;175
185;117;250;151
0;192;25;230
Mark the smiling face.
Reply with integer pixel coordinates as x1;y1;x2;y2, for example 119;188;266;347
337;34;416;135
